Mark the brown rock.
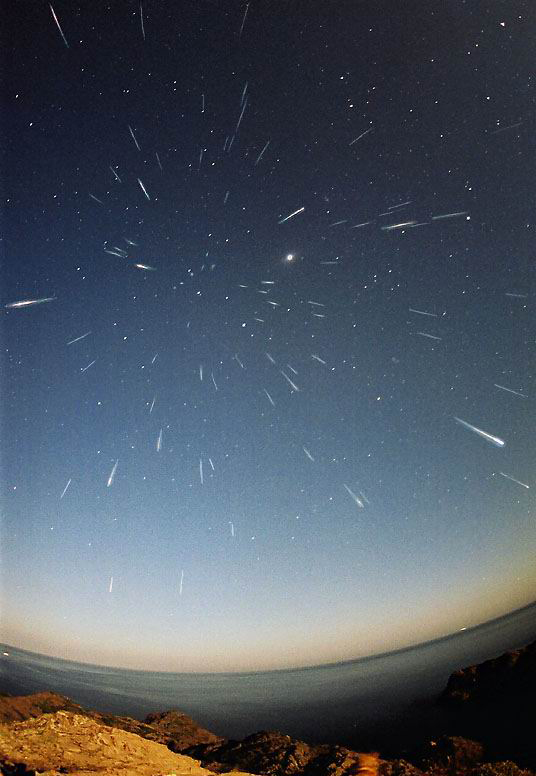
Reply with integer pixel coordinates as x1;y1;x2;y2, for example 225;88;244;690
0;710;250;776
0;692;223;753
184;729;378;776
145;710;224;751
0;692;85;723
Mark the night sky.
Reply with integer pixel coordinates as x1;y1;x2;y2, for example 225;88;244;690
2;1;536;672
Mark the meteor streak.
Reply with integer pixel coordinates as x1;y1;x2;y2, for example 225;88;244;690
453;417;505;448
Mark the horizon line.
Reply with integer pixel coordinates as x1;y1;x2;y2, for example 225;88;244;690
2;598;535;678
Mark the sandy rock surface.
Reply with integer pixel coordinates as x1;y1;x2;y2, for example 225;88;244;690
0;710;248;776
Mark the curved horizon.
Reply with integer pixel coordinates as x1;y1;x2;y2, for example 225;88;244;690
3;599;535;675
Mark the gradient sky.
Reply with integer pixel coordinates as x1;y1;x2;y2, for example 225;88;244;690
2;0;535;672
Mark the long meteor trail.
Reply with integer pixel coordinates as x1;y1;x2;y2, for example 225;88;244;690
499;472;529;489
453;417;505;448
278;206;305;224
50;4;69;47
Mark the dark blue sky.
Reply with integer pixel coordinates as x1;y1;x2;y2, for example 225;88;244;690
2;0;535;671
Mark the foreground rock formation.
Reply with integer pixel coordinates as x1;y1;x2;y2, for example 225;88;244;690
184;729;375;776
146;710;223;751
0;710;248;776
0;691;222;752
0;703;382;776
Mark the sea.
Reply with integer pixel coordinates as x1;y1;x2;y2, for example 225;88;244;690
2;602;535;755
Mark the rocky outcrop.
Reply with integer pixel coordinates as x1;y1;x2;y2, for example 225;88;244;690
184;729;378;776
0;692;85;723
145;710;223;750
441;641;536;705
0;710;251;776
0;692;223;752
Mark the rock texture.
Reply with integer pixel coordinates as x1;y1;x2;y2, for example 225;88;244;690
0;692;85;723
0;692;222;752
0;710;249;776
146;710;223;750
184;729;378;776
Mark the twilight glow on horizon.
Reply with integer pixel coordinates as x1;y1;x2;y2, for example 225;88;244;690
2;1;536;673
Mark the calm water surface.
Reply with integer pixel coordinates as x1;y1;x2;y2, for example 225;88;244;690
2;603;535;752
